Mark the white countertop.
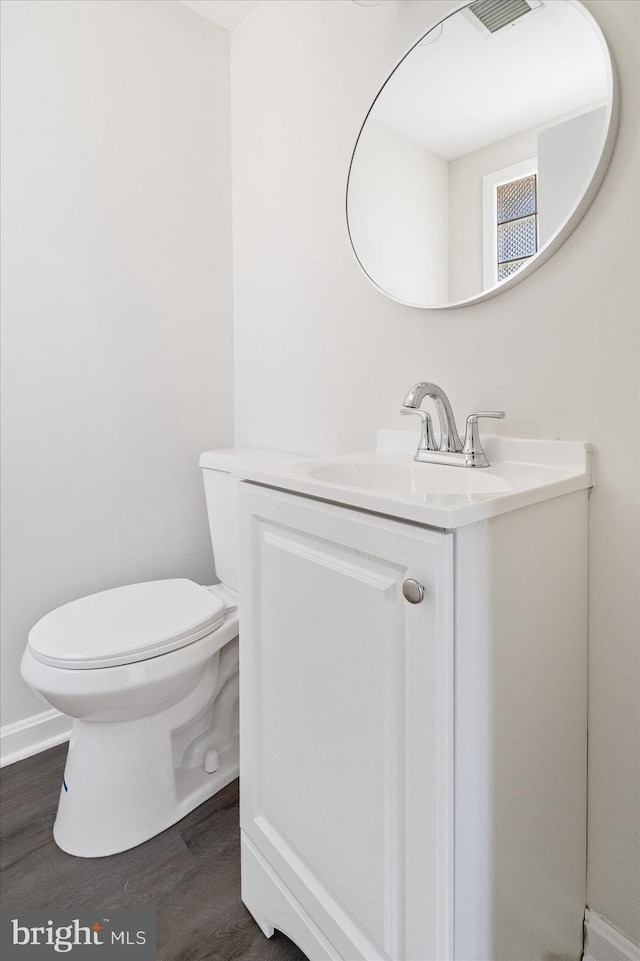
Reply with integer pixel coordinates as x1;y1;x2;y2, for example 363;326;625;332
200;430;592;529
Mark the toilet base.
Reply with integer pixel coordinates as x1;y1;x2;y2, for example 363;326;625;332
53;640;239;858
54;737;239;858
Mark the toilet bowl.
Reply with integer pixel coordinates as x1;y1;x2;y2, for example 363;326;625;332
19;449;275;858
21;580;239;858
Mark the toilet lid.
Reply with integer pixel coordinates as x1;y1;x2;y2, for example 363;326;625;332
28;579;226;669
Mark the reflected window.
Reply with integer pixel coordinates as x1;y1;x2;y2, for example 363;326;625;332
496;174;538;280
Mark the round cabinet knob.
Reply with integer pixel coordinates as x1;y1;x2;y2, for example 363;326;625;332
402;578;425;604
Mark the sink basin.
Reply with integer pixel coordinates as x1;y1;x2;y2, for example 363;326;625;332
305;456;512;495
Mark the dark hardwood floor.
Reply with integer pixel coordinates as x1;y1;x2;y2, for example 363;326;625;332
0;744;309;961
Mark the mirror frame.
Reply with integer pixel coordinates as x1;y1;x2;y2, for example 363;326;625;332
346;0;619;310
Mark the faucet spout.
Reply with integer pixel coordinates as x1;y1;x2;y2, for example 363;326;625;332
401;382;463;452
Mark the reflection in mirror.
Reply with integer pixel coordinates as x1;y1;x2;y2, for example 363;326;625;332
346;0;617;309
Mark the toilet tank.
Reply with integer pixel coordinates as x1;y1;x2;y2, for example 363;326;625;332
199;448;300;594
199;451;242;592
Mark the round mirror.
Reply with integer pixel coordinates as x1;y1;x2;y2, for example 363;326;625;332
346;0;617;309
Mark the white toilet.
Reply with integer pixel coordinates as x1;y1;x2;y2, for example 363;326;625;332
20;450;253;858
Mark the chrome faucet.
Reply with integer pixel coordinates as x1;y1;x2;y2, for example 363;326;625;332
400;381;505;468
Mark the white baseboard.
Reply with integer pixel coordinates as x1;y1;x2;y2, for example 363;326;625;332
584;909;640;961
0;709;71;768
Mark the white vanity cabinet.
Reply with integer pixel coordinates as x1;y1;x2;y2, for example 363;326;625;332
238;481;588;961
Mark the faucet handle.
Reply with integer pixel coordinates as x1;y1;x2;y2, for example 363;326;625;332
462;411;505;467
400;406;437;451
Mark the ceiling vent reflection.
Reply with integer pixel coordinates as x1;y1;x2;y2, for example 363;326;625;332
469;0;537;34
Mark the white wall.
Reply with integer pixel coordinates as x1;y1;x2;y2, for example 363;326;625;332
538;106;608;245
348;119;448;306
231;0;639;946
0;0;233;725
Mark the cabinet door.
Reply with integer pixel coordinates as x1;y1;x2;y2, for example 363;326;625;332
239;485;453;961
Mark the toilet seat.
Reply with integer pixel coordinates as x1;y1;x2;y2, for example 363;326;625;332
27;579;226;670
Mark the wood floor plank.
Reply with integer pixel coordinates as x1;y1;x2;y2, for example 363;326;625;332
1;745;308;961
